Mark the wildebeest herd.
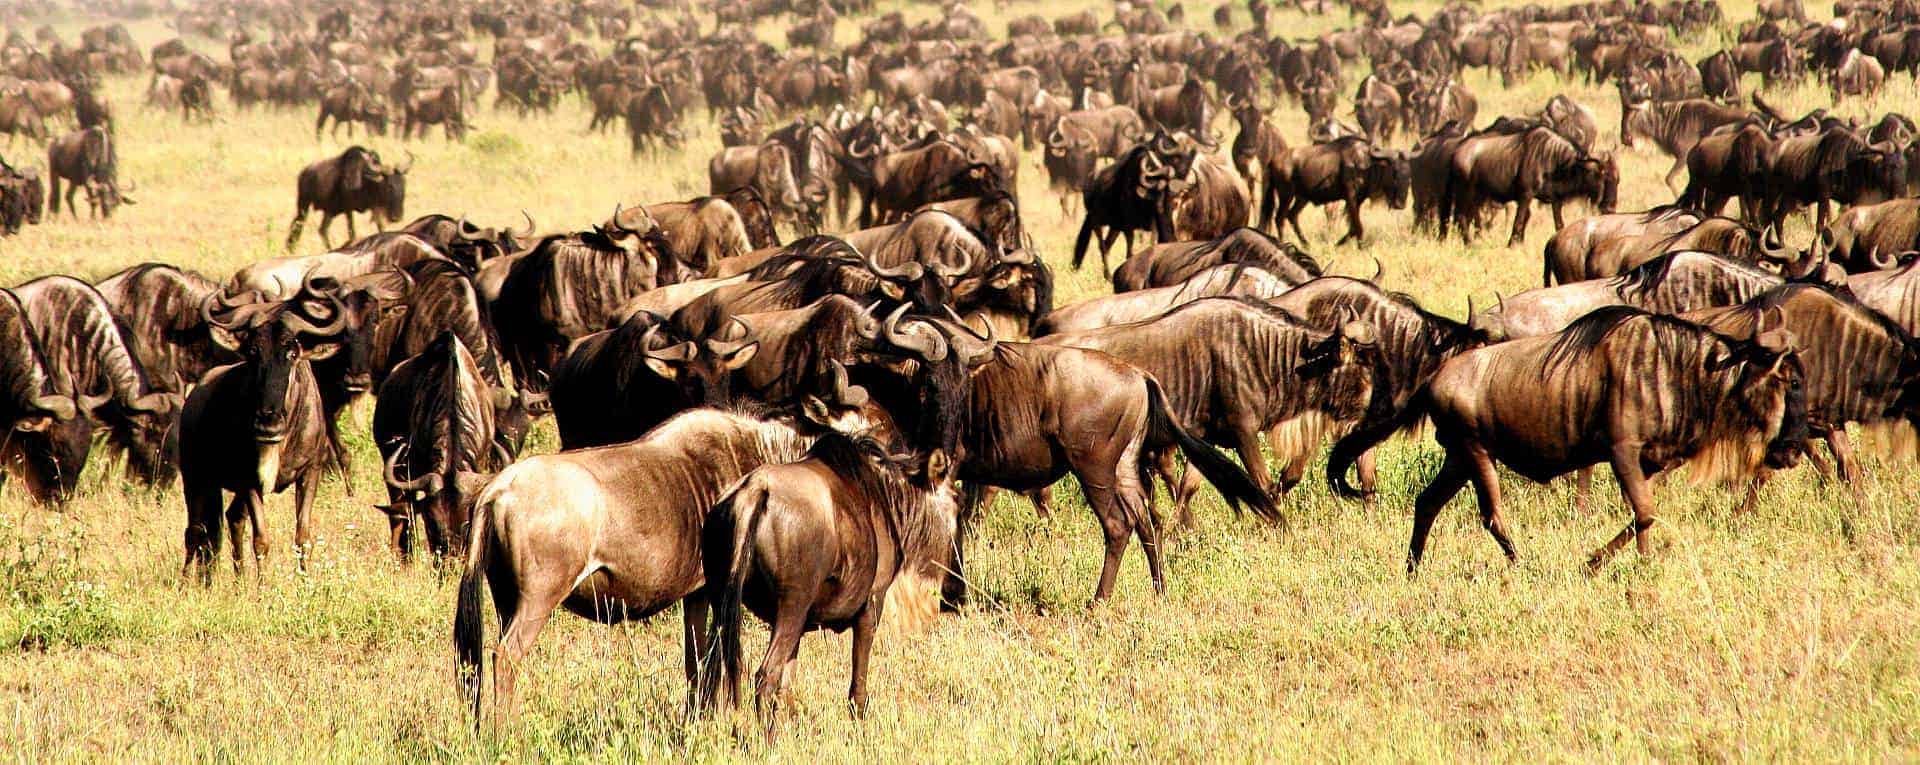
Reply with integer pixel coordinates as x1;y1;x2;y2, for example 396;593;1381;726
5;0;1920;740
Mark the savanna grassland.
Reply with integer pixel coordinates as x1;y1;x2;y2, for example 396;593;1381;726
3;0;1920;760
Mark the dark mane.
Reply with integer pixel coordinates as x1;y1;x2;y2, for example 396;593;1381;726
1203;227;1322;279
1542;305;1713;379
1614;251;1772;300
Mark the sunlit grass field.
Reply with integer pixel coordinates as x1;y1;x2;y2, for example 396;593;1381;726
2;0;1919;759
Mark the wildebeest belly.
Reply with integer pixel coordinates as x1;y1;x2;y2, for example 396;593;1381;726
1430;346;1610;481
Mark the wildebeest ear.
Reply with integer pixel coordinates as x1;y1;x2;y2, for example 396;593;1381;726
208;324;244;353
925;448;952;484
798;396;833;427
643;356;681;381
1704;347;1740;372
304;342;342;361
12;415;53;433
722;341;759;370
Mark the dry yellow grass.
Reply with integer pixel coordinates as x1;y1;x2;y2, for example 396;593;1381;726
2;0;1919;760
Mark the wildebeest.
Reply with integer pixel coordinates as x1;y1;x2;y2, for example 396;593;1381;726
372;331;512;560
1762;126;1907;232
401;85;469;141
285;147;411;251
709;142;816;237
179;291;350;580
1473;251;1789;343
1036;298;1379;523
315;81;389;139
93;263;229;484
1352;73;1403;144
1826;197;1920;271
1832;48;1886;99
489;216;677;388
1685;285;1920;513
1110;226;1322;292
7;276;177;503
1169;152;1253;241
1038;264;1295;335
0;288;84;473
1620;97;1751;190
1677;123;1773;222
1541;207;1714;285
1441;125;1619;246
837;137;1003;228
1697;50;1740;101
951;340;1280;602
1070;143;1185;273
1264;136;1410;246
451;408;843;719
46;125;132;219
697;433;956;730
1378;307;1805;573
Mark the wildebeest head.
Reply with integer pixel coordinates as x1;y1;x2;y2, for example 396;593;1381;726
372;151;411;222
1552;152;1619;213
1365;147;1412;210
308;270;411;397
1708;306;1808;470
202;291;347;446
1294;311;1382;423
640;314;757;408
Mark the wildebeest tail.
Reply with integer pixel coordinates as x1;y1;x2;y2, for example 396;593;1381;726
452;488;493;720
697;479;769;714
1326;384;1432;498
1143;379;1282;523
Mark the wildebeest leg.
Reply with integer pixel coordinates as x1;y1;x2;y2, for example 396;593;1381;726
1662;156;1684;192
1084;483;1135;602
346;212;359;243
1464;443;1517;562
943;483;987;609
1507;199;1532;247
1550;200;1566;231
1408;450;1472;574
225;492;251;577
755;596;811;737
492;578;566;722
1025;487;1052;518
1357;449;1379;494
1589;442;1657;572
316;212;336;250
293;477;316;567
1285;198;1311;244
681;590;710;706
1336;194;1365;245
314;111;326;140
1736;470;1771;516
1826;430;1867;517
64;182;81;219
1572;466;1593;513
847;602;881;717
183;485;223;584
1159;450;1202;528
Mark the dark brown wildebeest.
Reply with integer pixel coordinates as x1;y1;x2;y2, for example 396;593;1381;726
1170;152;1253;241
1833;49;1885;99
1408;77;1478;136
1037;264;1295;335
0;287;84;468
611;196;755;280
624;83;682;156
1685;285;1920;514
179;291;351;580
0;92;47;144
713;187;781;250
1619;96;1751;190
46;125;133;219
919;192;1027;260
1762;126;1907;232
402;85;469;141
1381;306;1806;573
450;408;845;720
1678;123;1773;222
949;340;1280;602
1697;51;1740;101
837;138;1003;229
488;216;677;388
8;276;177;504
1036;297;1380;524
1228;97;1289;196
93;263;230;484
1265;136;1410;246
285;146;411;251
372;331;513;561
398;213;532;273
1472;251;1791;343
1140;76;1214;140
1111;226;1322;292
315;81;389;139
697;432;956;731
709;142;816;237
1410;121;1471;231
1070;143;1186;274
1826;198;1920;271
1441;125;1619;246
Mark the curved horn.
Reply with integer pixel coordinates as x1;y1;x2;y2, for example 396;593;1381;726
282;292;350;337
383;446;440;493
508;210;536;240
882;303;948;361
1370;257;1385;282
29;395;77;422
862;249;924;280
932;249;973;280
397;149;416;173
1495;292;1508;314
641;322;695;362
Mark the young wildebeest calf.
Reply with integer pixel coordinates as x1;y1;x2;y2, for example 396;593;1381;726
698;433;958;733
1380;307;1807;573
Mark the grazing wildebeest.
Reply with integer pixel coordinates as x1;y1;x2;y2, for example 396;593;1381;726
402;85;469;141
46;125;133;219
697;433;957;731
617;196;756;279
372;331;512;560
285;146;411;251
1036;298;1380;524
1110;226;1322;292
8;276;177;503
93;263;228;484
179;292;350;580
451;408;844;720
1697;51;1740;101
1442;125;1619;247
0;288;84;460
315;81;389;139
1379;307;1806;573
1265;136;1410;246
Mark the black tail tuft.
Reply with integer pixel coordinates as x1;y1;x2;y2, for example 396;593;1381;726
1143;380;1283;524
1327;386;1432;499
